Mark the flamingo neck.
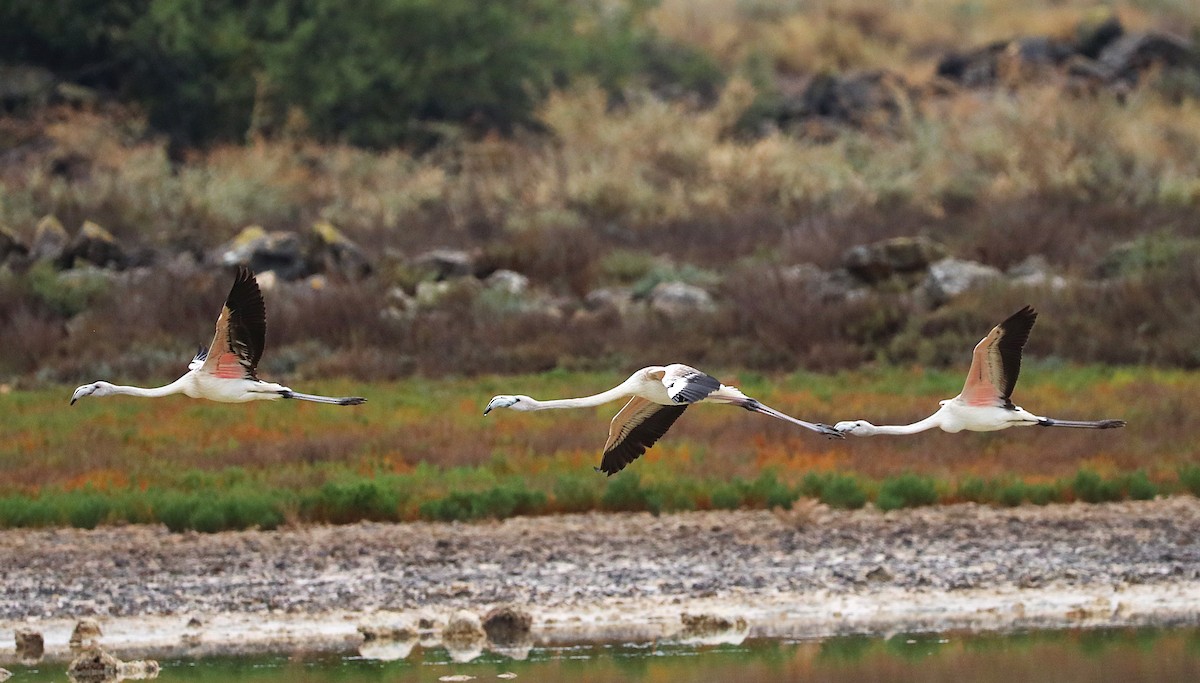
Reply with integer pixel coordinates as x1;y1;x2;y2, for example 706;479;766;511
108;376;190;399
523;383;635;411
864;414;943;435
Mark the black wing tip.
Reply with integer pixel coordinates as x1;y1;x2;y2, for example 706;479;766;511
1004;305;1038;329
340;397;368;406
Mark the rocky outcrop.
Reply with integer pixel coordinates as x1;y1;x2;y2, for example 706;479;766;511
70;618;103;649
357;621;419;661
794;70;916;131
482;605;533;646
308;221;371;280
62;221;126;270
441;610;487;663
66;646;159;682
843;236;948;285
922;257;1003;305
648;281;716;317
0;224;29;265
14;628;44;662
215;225;309;280
677;612;749;645
410;248;478;281
31;215;69;263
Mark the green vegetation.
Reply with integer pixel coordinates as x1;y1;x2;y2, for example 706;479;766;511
0;366;1194;532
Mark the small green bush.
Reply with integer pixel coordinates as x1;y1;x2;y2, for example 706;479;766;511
997;481;1027;507
65;495;111;530
310;480;400;524
801;472;868;510
1177;464;1200;497
956;476;989;503
552;474;601;513
877;473;940;511
1071;469;1122;503
1125;471;1158;501
709;482;746;510
601;472;663;514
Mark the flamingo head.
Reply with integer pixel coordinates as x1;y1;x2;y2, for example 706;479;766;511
833;420;875;436
483;394;533;415
70;381;114;405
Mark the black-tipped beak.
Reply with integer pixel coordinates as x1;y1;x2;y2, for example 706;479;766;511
483;406;492;416
70;398;77;406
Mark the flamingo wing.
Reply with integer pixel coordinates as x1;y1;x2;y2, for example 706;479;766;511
200;266;267;380
661;365;722;404
961;305;1037;408
598;396;688;475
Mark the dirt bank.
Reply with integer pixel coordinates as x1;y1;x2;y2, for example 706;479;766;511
2;498;1199;660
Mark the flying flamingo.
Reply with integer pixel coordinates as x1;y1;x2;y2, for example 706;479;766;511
834;306;1125;436
70;267;366;406
484;364;843;475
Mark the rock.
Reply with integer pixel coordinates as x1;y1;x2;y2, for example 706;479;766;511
922;258;1003;305
1076;16;1125;59
583;286;635;313
186;616;203;628
791;70;916;131
15;628;44;662
410;248;477;281
0;666;11;682
63;221;126;269
31;214;70;263
647;281;715;317
1007;255;1067;289
843;236;948;285
0;224;29;264
865;565;894;583
66;647;120;682
482;606;533;646
117;659;160;680
484;269;530;296
0;64;56;110
215;225;309;280
358;622;418;661
1098;31;1196;83
780;264;863;301
415;278;482;307
308;221;371;280
677;612;749;645
70;618;104;649
441;611;486;663
936;37;1072;87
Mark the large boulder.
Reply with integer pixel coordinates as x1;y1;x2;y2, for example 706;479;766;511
14;628;43;662
31;215;69;263
66;647;119;682
482;606;533;646
843;236;948;285
648;281;716;317
308;221;371;280
62;221;126;269
215;225;309;280
792;70;916;131
922;257;1003;305
1098;31;1197;83
936;37;1072;87
70;618;103;650
0;224;29;264
677;612;749;646
441;610;487;663
410;248;477;281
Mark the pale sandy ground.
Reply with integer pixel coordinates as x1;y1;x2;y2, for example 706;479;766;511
2;498;1199;662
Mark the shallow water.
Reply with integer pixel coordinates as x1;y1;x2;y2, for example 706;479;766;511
8;627;1200;683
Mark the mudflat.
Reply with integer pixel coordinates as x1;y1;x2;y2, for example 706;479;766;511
2;498;1199;659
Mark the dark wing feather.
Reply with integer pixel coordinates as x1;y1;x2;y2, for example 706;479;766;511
994;305;1037;402
598;402;688;476
224;266;267;377
663;366;721;404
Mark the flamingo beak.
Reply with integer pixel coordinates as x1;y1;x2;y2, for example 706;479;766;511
70;398;77;406
483;405;493;416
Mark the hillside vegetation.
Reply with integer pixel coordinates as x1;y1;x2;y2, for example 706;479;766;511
2;2;1200;383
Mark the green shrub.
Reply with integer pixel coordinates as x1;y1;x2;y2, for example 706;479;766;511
1071;469;1122;503
745;471;799;509
997;481;1027;507
420;483;547;521
65;495;111;530
310;480;400;524
188;500;228;534
552;474;602;513
877;473;939;511
601;472;663;514
956;476;989;503
1126;471;1158;501
709;481;746;510
1177;464;1200;497
801;472;868;510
